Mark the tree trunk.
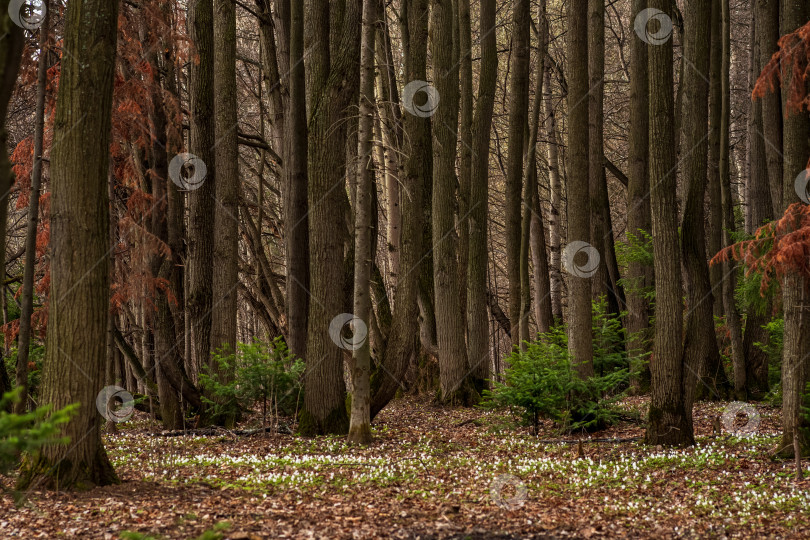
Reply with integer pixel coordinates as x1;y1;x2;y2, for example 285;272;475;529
17;0;120;490
544;68;563;322
505;0;531;350
457;0;472;326
466;0;497;391
209;0;240;427
756;0;782;216
187;0;217;380
718;0;743;401
707;0;723;322
348;0;376;446
431;0;473;405
525;4;552;338
566;0;593;379
743;3;773;399
300;0;361;435
645;0;692;447
778;0;810;459
679;0;724;426
285;0;309;361
369;0;430;419
626;0;653;393
15;4;49;414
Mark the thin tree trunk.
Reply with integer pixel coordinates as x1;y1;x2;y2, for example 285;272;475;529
348;0;376;446
15;3;49;414
285;0;309;360
757;0;782;216
505;0;531;350
17;0;120;490
544;68;563;322
719;0;744;401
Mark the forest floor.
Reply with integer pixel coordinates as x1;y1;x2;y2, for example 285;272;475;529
1;396;809;539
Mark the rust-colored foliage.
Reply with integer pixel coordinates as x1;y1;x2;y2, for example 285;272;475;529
718;22;810;292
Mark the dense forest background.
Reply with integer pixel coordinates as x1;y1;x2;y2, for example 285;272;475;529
0;0;809;536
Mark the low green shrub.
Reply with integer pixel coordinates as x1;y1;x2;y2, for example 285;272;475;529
200;338;304;427
481;300;629;433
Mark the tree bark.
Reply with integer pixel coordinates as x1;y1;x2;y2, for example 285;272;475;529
301;0;361;434
778;0;810;459
645;0;692;447
17;0;120;490
431;0;473;404
566;0;593;379
626;0;653;393
15;3;49;414
187;0;217;380
466;0;497;392
285;0;309;361
505;0;531;350
348;0;376;446
544;68;563;322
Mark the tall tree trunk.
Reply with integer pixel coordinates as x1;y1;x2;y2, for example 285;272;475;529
301;0;361;435
285;0;309;360
679;0;724;427
0;3;23;400
15;3;49;414
719;0;744;401
525;3;552;338
209;0;240;426
369;0;430;419
431;0;473;404
566;0;593;379
645;0;692;447
17;0;120;490
707;0;724;321
757;0;783;216
544;68;563;322
587;0;613;311
505;0;531;350
466;0;497;391
457;0;472;324
743;3;773;398
187;0;216;381
348;0;376;445
626;0;653;393
778;0;810;459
